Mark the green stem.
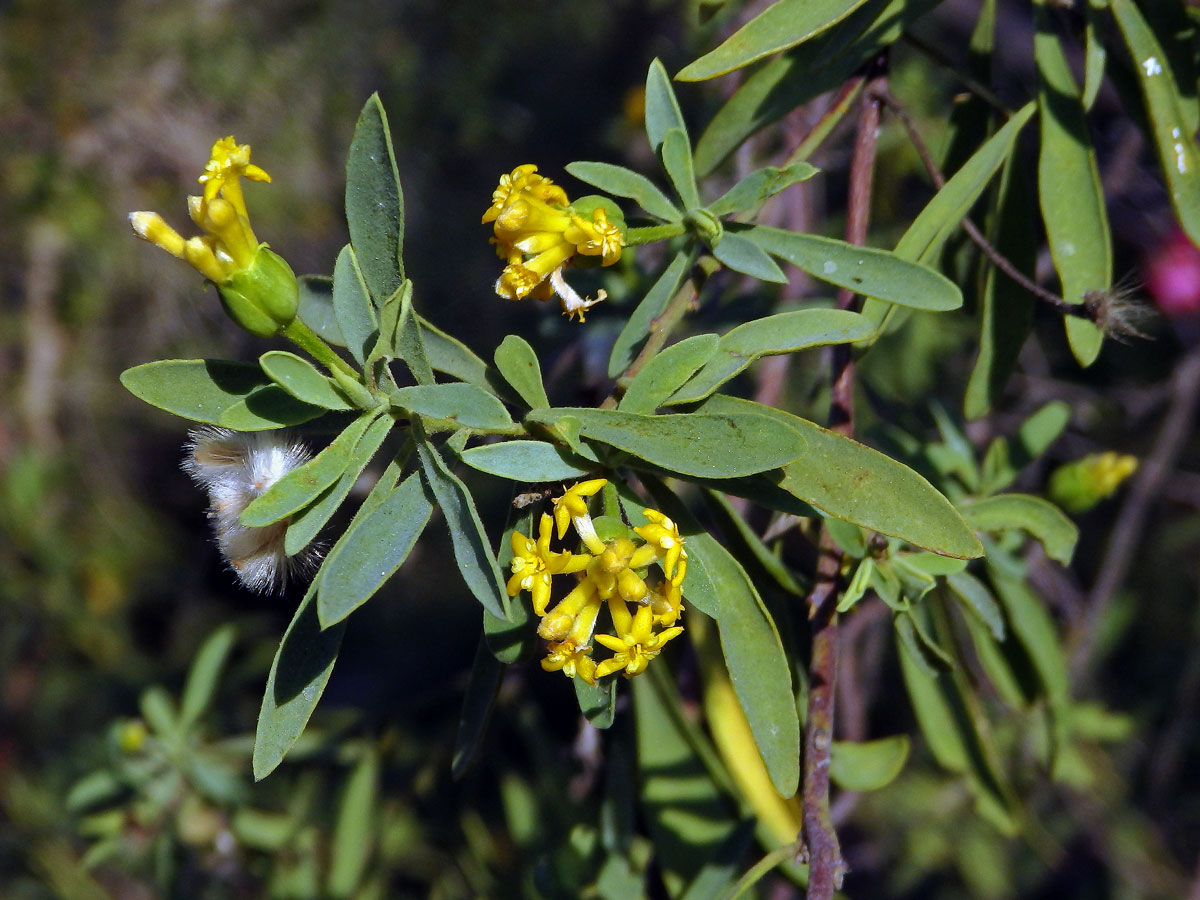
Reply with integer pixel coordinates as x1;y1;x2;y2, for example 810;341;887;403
625;222;687;246
281;318;376;408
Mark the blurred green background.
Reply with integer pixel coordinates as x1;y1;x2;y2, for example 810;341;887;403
3;0;1200;897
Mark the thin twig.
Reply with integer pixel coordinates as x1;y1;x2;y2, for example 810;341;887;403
901;31;1012;116
800;56;888;900
874;88;1104;323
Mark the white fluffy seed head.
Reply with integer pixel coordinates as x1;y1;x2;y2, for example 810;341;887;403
183;428;320;593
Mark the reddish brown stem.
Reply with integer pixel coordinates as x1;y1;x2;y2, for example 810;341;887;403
800;54;887;900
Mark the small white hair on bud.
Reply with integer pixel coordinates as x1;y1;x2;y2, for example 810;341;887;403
183;427;320;593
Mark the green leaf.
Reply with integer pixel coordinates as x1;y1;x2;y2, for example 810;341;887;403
566;161;682;222
1111;0;1200;248
525;407;804;479
179;625;237;732
297;275;345;346
415;429;509;620
381;281;435;386
897;102;1036;264
691;0;937;174
241;413;379;527
699;395;983;558
285;413;395;555
418;316;494;392
1017;401;1071;460
332;245;378;366
608;249;694;378
703;489;804;596
345;93;404;302
253;582;346;781
1082;3;1107;111
645;58;689;152
120;359;270;424
259;351;354;411
217;386;325;431
632;673;737;892
661;128;700;210
619;334;719;414
743;226;962;310
964;152;1036;420
1036;3;1108;366
316;469;433;628
830;736;910;791
677;0;871;81
327;748;379;898
947;571;1005;641
459;440;596;482
575;677;618;730
668;308;876;405
638;483;799;796
960;494;1078;565
494;335;549;409
452;636;504;778
988;569;1070;772
708;162;820;216
392;383;514;431
711;231;786;281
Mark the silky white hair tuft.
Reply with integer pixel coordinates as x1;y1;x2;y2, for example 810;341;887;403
183;428;320;593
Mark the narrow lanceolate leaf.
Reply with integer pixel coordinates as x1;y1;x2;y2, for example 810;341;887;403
699;395;983;558
285;413;394;556
608;249;694;378
574;677;618;730
459;440;596;482
619;334;719;414
121;359;270;424
707;162;820;216
677;0;871;81
960;494;1078;565
452;637;504;779
525;407;804;479
493;335;549;409
682;531;800;797
316;469;434;628
668;309;875;405
830;736;911;792
345;93;404;302
392;383;514;431
1111;0;1200;248
253;581;346;781
861;102;1035;330
565;162;681;222
180;625;237;732
217;386;325;431
297;275;345;346
711;232;786;282
645;58;689;152
743;226;962;311
947;571;1006;641
635;482;800;798
327;748;379;898
661;128;700;210
241;412;380;528
415;430;510;620
260;351;354;411
332;245;378;366
964;153;1036;420
1036;3;1108;366
418;316;493;392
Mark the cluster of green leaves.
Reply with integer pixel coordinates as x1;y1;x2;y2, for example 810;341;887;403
103;0;1200;894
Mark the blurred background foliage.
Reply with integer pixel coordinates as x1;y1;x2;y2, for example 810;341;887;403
2;0;1200;897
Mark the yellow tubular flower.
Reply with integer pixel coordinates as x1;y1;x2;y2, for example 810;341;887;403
634;509;688;583
483;164;624;321
594;603;684;679
130;137;297;337
508;513;590;616
542;640;598;685
649;578;685;627
552;479;608;542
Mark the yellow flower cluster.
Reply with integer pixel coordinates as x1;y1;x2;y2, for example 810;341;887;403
507;479;687;683
483;164;624;321
130;137;271;283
